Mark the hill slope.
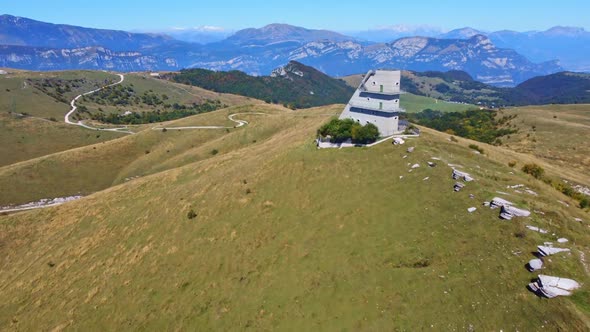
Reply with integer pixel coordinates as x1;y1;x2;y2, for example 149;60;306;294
169;61;354;108
343;70;590;107
0;69;259;166
1;105;588;330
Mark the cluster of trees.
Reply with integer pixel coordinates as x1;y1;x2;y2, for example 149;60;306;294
318;118;380;144
407;109;517;144
90;99;223;125
30;78;90;103
82;85;169;107
169;62;353;109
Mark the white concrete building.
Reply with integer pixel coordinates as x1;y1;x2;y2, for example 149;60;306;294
339;70;405;136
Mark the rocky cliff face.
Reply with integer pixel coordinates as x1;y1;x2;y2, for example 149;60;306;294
0;45;178;71
193;34;560;86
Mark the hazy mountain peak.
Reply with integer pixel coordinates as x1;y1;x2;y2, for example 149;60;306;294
225;23;354;45
543;26;587;36
438;27;486;39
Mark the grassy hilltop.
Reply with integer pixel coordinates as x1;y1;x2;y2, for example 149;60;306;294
1;102;589;330
0;66;589;330
0;70;257;166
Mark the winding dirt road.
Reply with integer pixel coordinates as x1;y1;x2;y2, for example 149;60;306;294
151;112;267;131
65;73;133;134
66;73;266;134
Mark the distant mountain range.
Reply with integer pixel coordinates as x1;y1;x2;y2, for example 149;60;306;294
1;14;587;86
0;14;178;51
439;27;590;72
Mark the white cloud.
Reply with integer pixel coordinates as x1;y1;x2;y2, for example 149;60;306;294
194;25;225;32
168;25;226;32
372;24;445;34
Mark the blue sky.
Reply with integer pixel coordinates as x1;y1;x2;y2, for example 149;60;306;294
3;0;588;32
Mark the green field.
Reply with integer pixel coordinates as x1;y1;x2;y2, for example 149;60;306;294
0;103;589;330
400;92;477;113
339;73;478;113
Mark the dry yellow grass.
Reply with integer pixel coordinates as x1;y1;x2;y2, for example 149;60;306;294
1;103;589;330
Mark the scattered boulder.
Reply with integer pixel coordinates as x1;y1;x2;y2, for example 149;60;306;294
490;197;513;209
557;238;569;243
427;161;436;167
527;258;543;272
525;225;548;234
537;245;570;257
487;197;530;220
528;275;580;298
452;169;473;182
467;207;477;213
411;163;420;169
407;147;415;153
500;205;531;220
454;182;465;192
393;137;405;145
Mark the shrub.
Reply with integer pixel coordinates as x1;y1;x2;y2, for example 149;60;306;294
351;122;379;144
187;209;197;219
318;118;379;144
580;197;589;209
508;161;517;168
450;136;458;142
468;144;484;154
522;163;545;179
211;149;219;155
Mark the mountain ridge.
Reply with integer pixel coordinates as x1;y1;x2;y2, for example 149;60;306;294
0;14;179;51
0;15;574;85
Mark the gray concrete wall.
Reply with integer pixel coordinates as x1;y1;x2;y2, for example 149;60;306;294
339;69;404;136
339;104;401;136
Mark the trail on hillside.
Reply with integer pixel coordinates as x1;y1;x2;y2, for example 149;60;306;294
65;73;133;134
150;112;267;130
66;74;269;134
